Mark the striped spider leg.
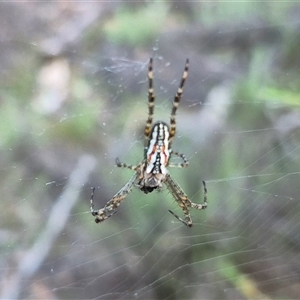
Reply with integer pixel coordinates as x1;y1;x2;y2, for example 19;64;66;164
90;58;207;227
91;172;138;223
166;178;208;227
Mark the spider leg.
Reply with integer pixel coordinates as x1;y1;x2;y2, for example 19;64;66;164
90;173;138;223
115;157;138;171
144;57;155;157
168;151;189;168
90;187;117;221
169;59;189;140
165;174;207;227
168;209;190;227
189;181;207;210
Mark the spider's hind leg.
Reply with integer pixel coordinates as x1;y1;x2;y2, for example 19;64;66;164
169;59;189;140
144;58;155;147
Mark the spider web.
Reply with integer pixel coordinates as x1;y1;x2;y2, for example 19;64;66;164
1;2;300;300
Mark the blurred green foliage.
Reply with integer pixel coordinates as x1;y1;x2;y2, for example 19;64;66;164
103;2;170;46
1;2;300;299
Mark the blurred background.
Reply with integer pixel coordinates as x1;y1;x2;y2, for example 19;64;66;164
1;2;300;299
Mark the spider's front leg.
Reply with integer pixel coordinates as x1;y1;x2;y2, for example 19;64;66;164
168;208;192;227
90;173;138;223
165;174;207;227
190;181;207;210
90;188;120;223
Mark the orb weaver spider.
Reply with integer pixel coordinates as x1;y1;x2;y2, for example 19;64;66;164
90;58;207;227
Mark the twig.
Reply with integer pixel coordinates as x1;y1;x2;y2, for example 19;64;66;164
1;155;96;299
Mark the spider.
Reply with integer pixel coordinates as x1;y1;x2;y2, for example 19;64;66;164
90;58;207;227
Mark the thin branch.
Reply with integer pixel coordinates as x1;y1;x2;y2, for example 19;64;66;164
1;155;96;299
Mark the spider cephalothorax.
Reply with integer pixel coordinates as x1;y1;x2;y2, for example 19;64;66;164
90;58;207;227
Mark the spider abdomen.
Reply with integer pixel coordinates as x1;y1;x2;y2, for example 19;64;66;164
146;121;170;175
